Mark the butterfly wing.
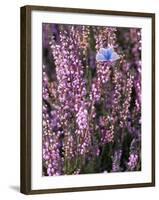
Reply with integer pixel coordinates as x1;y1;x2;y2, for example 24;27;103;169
96;52;106;62
110;52;120;62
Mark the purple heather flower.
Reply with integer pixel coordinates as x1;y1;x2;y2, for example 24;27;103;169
112;149;123;172
96;47;120;62
127;154;138;171
76;105;88;130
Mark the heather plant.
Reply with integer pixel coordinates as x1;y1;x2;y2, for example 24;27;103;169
42;23;141;176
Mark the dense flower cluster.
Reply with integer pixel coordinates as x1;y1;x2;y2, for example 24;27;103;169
42;23;141;175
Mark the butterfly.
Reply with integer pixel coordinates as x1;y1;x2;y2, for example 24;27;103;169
96;47;120;62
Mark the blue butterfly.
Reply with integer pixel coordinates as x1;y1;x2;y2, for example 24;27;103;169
96;47;120;62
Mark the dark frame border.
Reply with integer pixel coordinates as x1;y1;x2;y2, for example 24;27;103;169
20;5;155;195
